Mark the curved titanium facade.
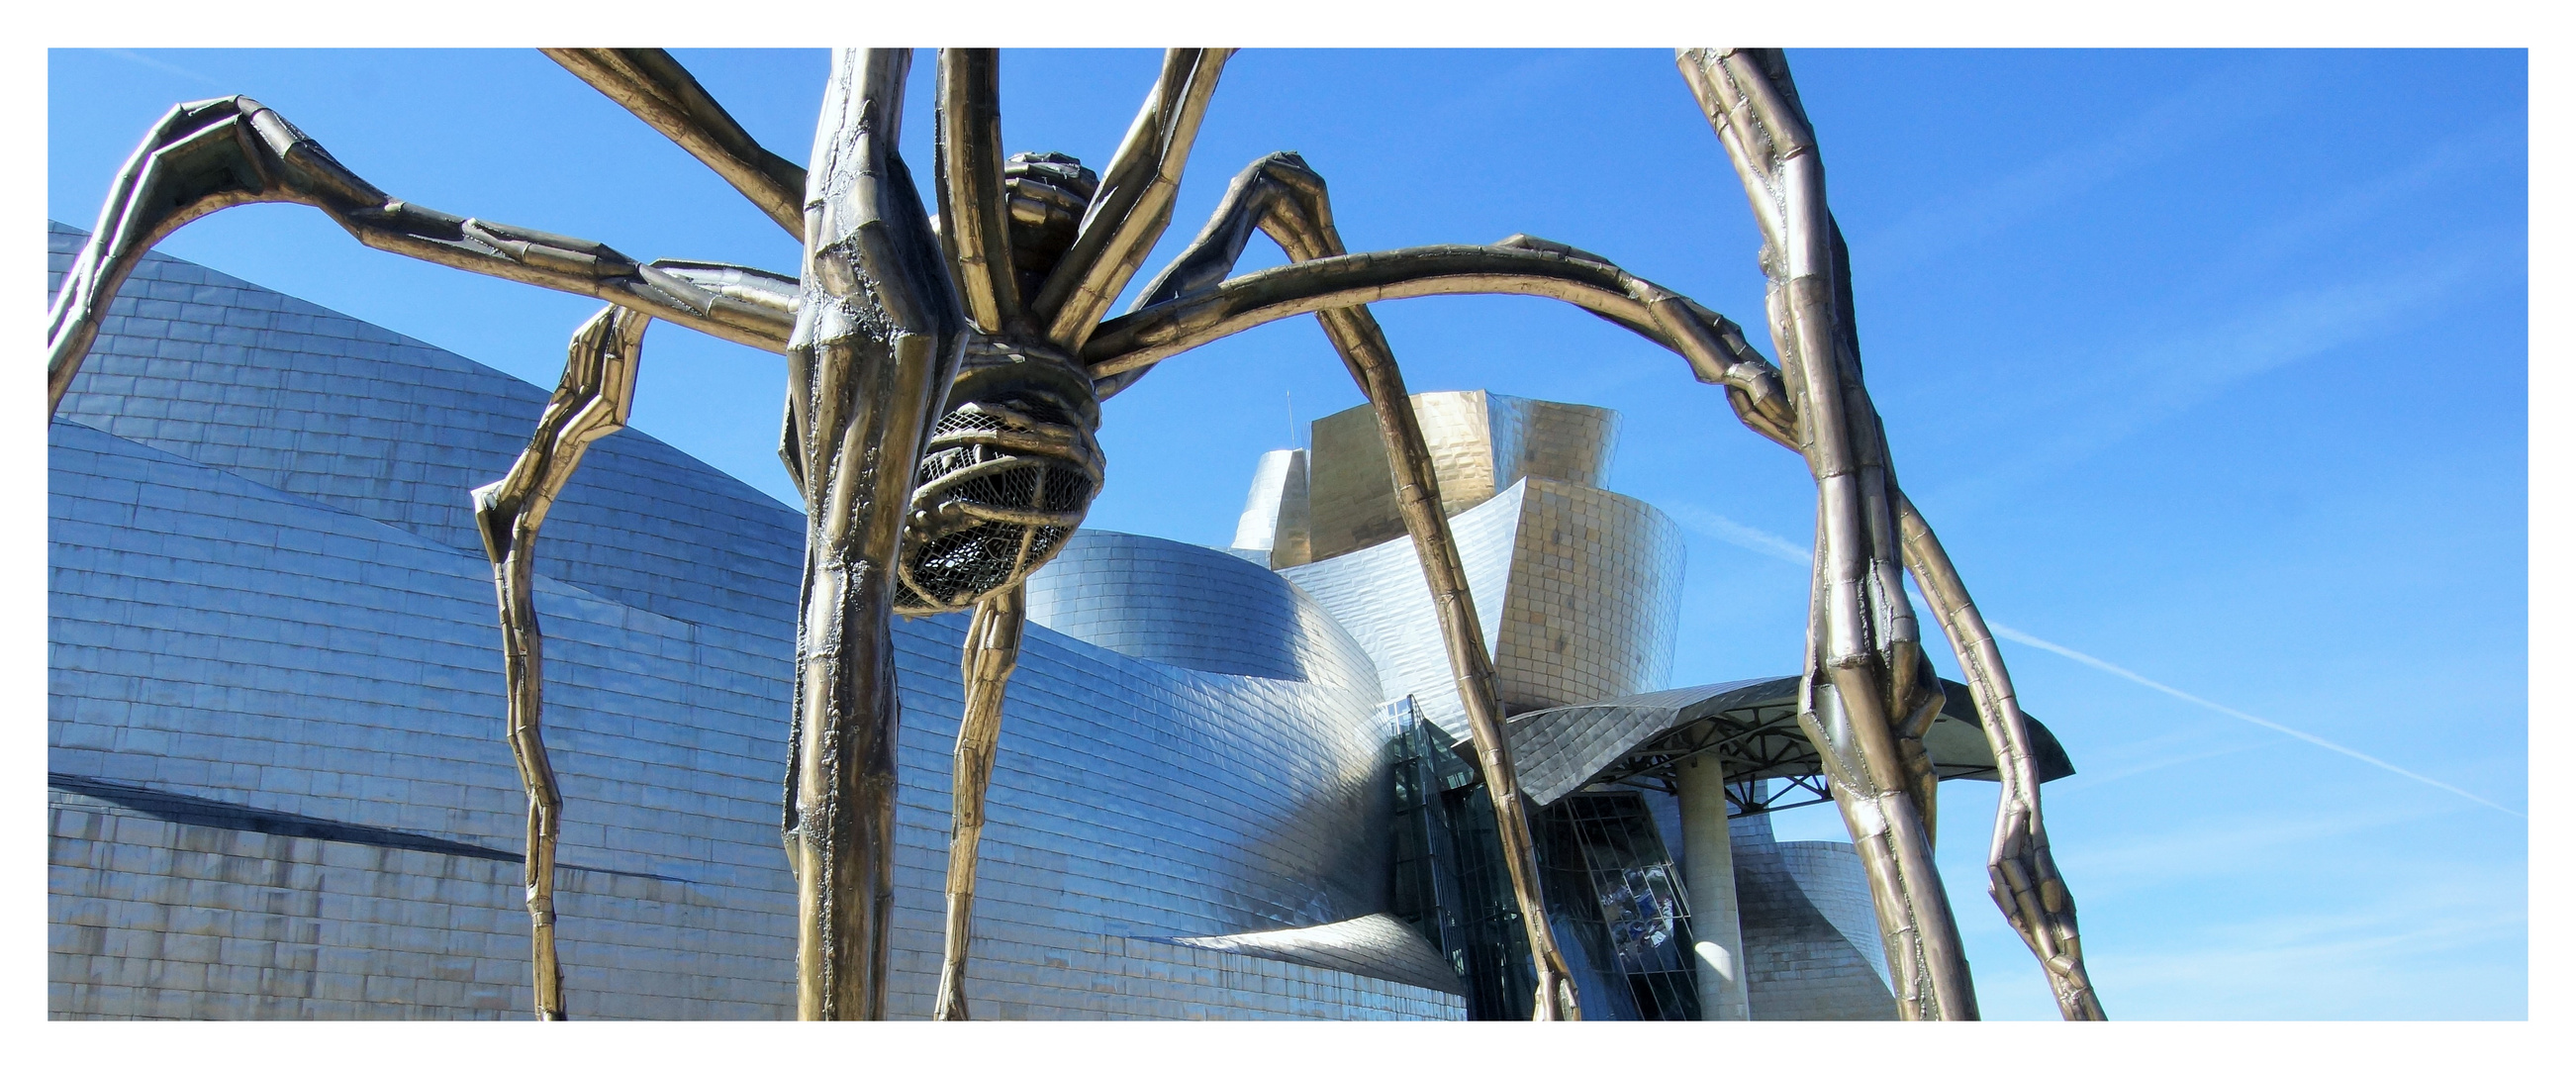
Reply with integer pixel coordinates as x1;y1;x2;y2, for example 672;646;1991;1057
45;224;1459;1020
1229;448;1312;566
1281;477;1684;737
1304;391;1621;562
1727;812;1897;1020
1024;530;1378;694
1494;478;1684;712
48;220;2005;1022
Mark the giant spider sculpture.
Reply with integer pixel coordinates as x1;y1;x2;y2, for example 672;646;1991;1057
47;47;2101;1022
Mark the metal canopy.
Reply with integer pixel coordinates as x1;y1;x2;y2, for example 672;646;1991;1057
1481;675;2076;809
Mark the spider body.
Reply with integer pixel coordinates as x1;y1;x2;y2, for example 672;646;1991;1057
894;152;1109;618
47;47;2101;1023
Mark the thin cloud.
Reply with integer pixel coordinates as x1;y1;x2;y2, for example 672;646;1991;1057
2206;115;2524;280
1902;120;2516;514
2044;803;2422;884
1931;247;2483;512
1855;54;2309;274
100;49;227;90
2046;735;2283;794
1666;503;1810;565
2093;878;2527;1020
1990;623;2524;819
1669;508;2525;820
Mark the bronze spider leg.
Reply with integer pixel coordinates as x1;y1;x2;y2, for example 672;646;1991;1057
469;258;796;1021
1678;47;2103;1020
933;49;1021;340
925;49;1021;1022
543;47;828;495
917;49;1230;1020
544;49;810;237
1028;48;1234;353
1676;49;1968;1020
468;303;654;1021
931;587;1022;1020
1111;150;1601;1019
1898;496;2104;1020
775;47;970;1021
1085;243;1794;435
45;96;796;419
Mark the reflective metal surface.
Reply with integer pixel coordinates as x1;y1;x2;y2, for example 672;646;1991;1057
1229;447;1310;567
1167;913;1464;996
44;228;1461;1020
1282;476;1682;739
1729;811;1900;1020
1498;678;2076;807
1304;391;1619;562
1026;530;1378;693
48;45;2106;1021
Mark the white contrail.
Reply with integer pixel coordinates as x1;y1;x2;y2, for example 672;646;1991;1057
1667;504;1811;566
1660;508;2521;818
102;49;227;89
1988;623;2523;819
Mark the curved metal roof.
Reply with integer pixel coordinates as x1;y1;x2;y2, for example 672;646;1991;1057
1165;913;1467;996
1489;675;2076;808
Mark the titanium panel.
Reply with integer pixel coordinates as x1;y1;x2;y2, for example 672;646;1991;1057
1727;811;1896;1020
1303;391;1619;562
1490;478;1681;713
1283;474;1683;736
1278;482;1523;738
46;223;1462;1020
1304;398;1414;563
1502;395;1617;492
1166;912;1465;996
1024;530;1377;694
1229;447;1311;567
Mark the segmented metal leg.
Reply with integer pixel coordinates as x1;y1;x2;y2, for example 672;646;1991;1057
1084;240;1792;441
1897;493;2106;1020
1120;152;1586;1019
921;49;1033;1021
779;48;969;1021
934;49;1022;340
468;304;652;1020
1680;45;2108;1020
46;95;797;419
932;588;1025;1021
544;49;810;237
1028;49;1233;353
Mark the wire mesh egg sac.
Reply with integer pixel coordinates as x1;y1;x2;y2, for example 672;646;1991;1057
895;395;1102;616
890;151;1108;617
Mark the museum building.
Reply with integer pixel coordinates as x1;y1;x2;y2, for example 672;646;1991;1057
47;222;2071;1020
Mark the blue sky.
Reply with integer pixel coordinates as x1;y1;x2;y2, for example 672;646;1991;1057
47;49;2528;1020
